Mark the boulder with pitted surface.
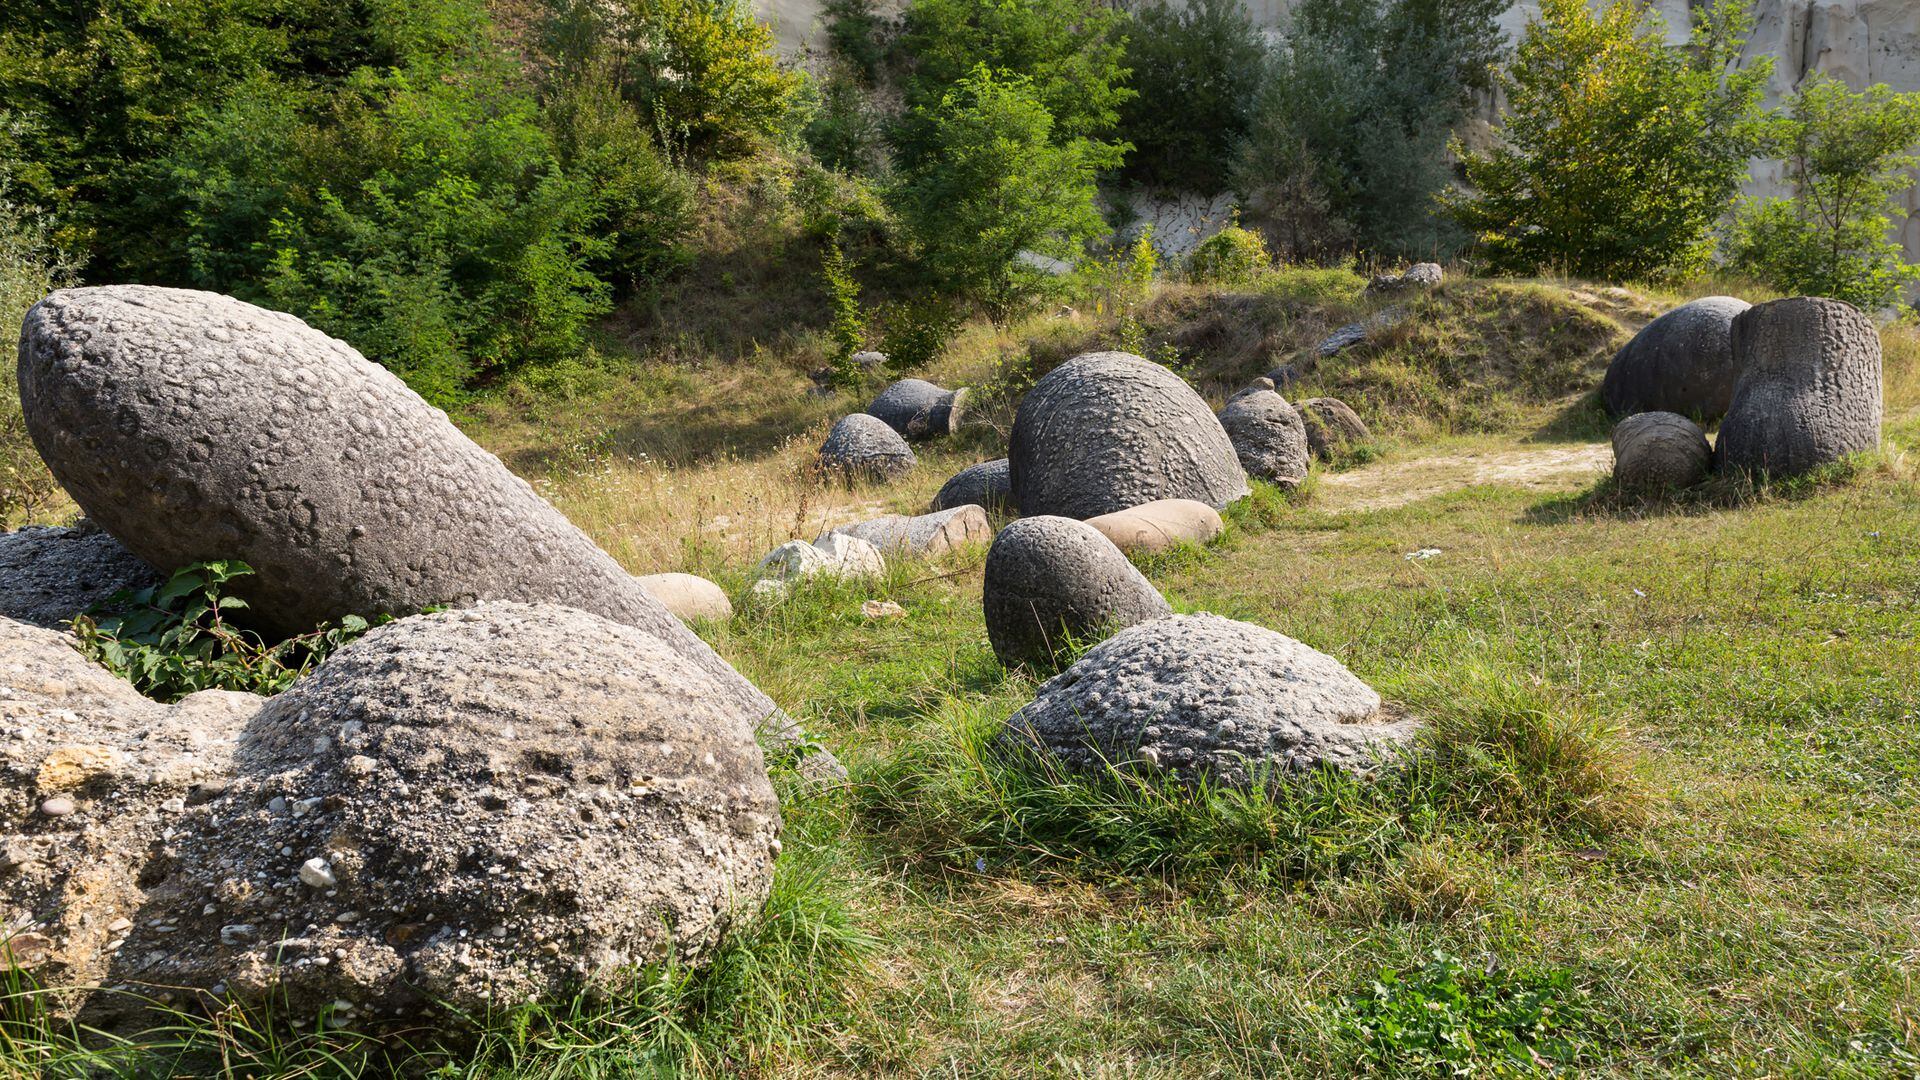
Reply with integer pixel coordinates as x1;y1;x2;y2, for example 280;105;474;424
982;516;1171;672
1601;296;1751;422
1717;297;1882;478
1219;383;1310;488
1611;412;1712;491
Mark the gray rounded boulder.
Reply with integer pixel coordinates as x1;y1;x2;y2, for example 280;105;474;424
1000;613;1420;786
932;458;1015;514
819;413;916;481
1009;351;1248;519
14;288;761;703
1717;297;1882;478
1611;412;1711;491
1601;296;1751;421
1219;385;1310;488
866;378;969;440
138;603;781;1022
1296;397;1371;461
982;515;1171;672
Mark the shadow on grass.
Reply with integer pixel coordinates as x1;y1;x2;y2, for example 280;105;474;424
1522;452;1888;526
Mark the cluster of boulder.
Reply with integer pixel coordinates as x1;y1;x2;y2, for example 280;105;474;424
1602;295;1884;490
816;377;970;482
2;286;804;1027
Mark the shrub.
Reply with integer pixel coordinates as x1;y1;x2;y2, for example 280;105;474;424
1725;76;1920;311
1;141;73;527
1445;0;1772;280
821;242;867;383
71;561;381;701
1187;223;1272;284
874;295;964;370
802;67;887;174
823;0;889;83
890;67;1119;315
1115;0;1266;191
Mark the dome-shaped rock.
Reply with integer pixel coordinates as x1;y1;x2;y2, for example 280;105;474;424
1009;351;1247;519
931;458;1015;514
983;515;1171;672
1219;386;1310;488
1717;297;1882;478
636;572;734;622
1611;412;1711;491
1601;296;1751;421
818;413;916;481
1000;613;1419;786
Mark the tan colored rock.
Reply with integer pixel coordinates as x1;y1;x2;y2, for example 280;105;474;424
1084;499;1225;555
636;573;734;622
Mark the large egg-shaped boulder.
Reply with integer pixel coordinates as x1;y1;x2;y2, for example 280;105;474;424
1717;296;1882;478
1008;351;1247;519
982;515;1171;672
1601;296;1750;421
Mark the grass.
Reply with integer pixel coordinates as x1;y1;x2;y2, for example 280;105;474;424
8;272;1920;1076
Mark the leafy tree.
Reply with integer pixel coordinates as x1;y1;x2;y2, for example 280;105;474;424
823;0;888;84
803;67;888;174
1116;0;1265;191
1235;0;1505;259
1445;0;1771;280
891;66;1120;314
543;0;802;159
1726;76;1920;310
892;0;1131;160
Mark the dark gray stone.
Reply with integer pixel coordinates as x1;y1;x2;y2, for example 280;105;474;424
1717;297;1882;478
982;515;1171;672
0;521;159;628
1296;397;1371;461
1611;412;1711;491
819;413;916;481
1000;613;1419;785
1601;296;1751;421
1008;351;1247;520
866;378;968;440
931;458;1015;514
1220;388;1310;489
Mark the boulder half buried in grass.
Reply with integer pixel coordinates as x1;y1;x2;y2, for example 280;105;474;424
1084;499;1224;555
982;516;1171;672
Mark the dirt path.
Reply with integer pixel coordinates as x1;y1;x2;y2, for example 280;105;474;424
1316;441;1611;512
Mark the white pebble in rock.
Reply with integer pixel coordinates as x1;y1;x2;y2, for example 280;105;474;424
40;797;74;817
298;858;337;889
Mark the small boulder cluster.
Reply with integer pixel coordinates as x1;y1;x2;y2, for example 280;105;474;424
1602;296;1883;491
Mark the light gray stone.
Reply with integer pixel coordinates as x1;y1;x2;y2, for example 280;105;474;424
824;505;992;557
1009;351;1248;520
931;458;1015;514
0;521;159;629
1219;388;1310;488
1000;614;1419;786
818;413;916;481
1602;296;1752;422
756;533;885;582
1611;412;1711;491
1296;397;1371;461
1317;308;1404;358
982;516;1171;672
866;379;969;440
1718;297;1883;478
1365;263;1443;295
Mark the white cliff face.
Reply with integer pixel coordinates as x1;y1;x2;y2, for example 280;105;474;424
754;0;1920;263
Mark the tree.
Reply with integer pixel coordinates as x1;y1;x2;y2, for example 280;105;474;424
1234;0;1505;259
1115;0;1265;191
891;66;1120;314
1445;0;1771;280
892;0;1131;162
1726;76;1920;310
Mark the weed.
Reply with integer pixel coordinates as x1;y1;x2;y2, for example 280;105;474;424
1335;951;1598;1076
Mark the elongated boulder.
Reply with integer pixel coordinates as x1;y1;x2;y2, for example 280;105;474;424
983;516;1171;672
1296;397;1371;461
825;505;992;557
1717;297;1883;478
818;413;916;481
0;522;159;629
636;572;733;622
14;287;769;712
1611;412;1711;491
1084;499;1223;555
866;379;969;440
1000;614;1419;786
123;604;783;1023
1219;385;1310;488
931;458;1015;514
1009;351;1248;519
1601;296;1750;422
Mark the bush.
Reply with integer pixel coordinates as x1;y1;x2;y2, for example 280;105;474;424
1725;76;1920;311
875;296;964;370
802;67;887;174
1115;0;1266;191
1445;0;1771;280
1187;223;1271;284
890;66;1120;315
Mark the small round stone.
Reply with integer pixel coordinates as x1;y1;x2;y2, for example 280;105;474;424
40;797;75;817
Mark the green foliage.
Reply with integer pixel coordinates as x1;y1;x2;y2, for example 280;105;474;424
0;144;74;527
1116;0;1266;190
544;0;803;160
71;562;380;702
1188;222;1272;284
891;67;1120;314
874;295;964;370
1236;0;1506;260
822;242;867;383
1446;0;1771;280
1725;76;1920;311
802;67;887;174
1335;952;1597;1075
892;0;1132;160
823;0;889;83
